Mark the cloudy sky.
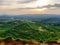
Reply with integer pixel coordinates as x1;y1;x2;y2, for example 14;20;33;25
0;0;60;14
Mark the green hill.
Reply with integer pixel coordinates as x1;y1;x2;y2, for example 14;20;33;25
0;20;60;42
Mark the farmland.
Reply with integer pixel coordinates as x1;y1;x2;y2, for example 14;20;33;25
0;20;60;43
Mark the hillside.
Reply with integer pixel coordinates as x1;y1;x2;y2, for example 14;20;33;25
0;20;60;42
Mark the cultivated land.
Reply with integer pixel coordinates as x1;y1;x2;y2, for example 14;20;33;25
0;20;60;45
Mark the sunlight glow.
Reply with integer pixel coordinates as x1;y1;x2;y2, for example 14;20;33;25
35;0;49;7
35;8;47;11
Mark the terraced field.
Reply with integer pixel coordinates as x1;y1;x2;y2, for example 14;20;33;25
0;20;60;42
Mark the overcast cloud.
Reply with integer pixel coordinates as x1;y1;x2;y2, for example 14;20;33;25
0;0;60;14
0;0;60;5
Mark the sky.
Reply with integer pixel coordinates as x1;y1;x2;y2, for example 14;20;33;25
0;0;60;14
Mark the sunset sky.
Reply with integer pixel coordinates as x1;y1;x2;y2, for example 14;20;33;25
0;0;60;14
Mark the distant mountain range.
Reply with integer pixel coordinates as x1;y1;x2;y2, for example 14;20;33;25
0;14;60;24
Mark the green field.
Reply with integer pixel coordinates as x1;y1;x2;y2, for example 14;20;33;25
0;20;60;42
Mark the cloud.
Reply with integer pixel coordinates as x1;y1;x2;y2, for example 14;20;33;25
39;4;60;8
0;0;60;10
17;0;36;4
0;0;14;5
17;4;60;9
0;0;36;5
26;4;60;9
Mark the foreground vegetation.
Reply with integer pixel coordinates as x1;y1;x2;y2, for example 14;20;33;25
0;20;60;43
0;37;60;45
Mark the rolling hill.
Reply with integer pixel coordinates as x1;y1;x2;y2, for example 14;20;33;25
0;20;60;42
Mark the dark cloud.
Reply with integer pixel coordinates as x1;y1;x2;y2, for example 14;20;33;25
17;0;36;4
17;4;60;9
39;4;60;8
0;0;37;5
